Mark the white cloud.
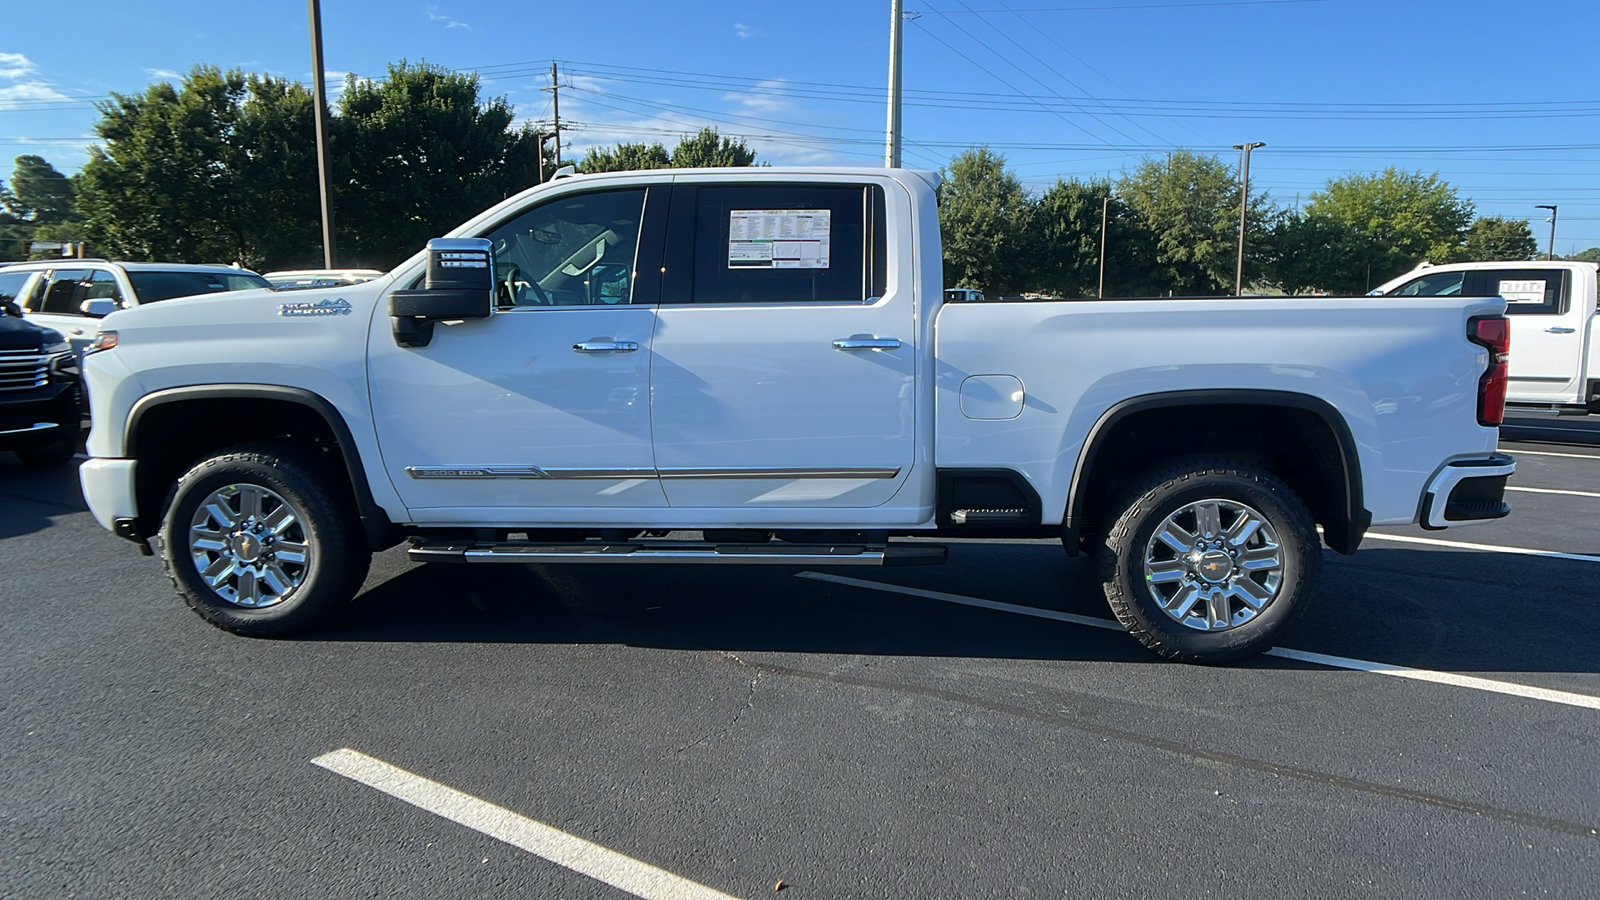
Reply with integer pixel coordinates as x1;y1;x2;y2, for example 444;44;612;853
551;90;844;167
0;52;37;80
733;23;763;39
426;6;470;29
724;78;791;115
0;81;71;111
144;68;181;81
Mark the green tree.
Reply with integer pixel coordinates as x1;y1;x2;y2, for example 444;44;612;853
1454;215;1537;262
1031;178;1156;297
1569;247;1600;263
1301;167;1473;292
1115;150;1268;295
4;155;76;225
579;140;672;174
938;147;1034;296
1262;212;1360;295
79;66;320;269
669;127;758;168
334;61;546;268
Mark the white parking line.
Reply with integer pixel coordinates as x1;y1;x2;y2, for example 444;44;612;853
1361;531;1600;564
312;749;742;900
1502;448;1600;461
1506;485;1600;499
796;572;1600;712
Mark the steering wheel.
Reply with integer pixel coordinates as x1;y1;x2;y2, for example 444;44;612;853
502;265;552;306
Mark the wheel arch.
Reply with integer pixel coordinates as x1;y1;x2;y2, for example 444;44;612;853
1063;389;1368;557
125;384;401;550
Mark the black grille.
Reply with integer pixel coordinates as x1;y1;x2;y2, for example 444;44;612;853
0;348;50;391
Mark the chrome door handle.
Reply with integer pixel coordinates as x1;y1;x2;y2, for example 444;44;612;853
573;341;639;352
1546;327;1576;334
832;338;902;351
69;328;85;335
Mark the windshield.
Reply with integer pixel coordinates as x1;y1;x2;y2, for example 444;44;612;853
127;271;272;303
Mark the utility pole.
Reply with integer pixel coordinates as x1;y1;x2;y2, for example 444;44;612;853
544;63;562;169
536;131;546;183
1232;141;1265;296
1098;195;1109;298
885;0;903;168
308;0;336;268
1536;204;1558;260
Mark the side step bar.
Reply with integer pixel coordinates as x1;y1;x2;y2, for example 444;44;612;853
408;539;948;567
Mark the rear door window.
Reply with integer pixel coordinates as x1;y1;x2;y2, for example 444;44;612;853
663;183;887;304
1464;269;1569;316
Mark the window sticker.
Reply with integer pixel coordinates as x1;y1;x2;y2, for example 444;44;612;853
1498;279;1547;304
728;209;831;269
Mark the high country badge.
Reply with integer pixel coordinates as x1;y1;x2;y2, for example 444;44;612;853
278;298;353;317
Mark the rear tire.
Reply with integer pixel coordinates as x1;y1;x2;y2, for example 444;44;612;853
1099;456;1320;663
158;442;370;637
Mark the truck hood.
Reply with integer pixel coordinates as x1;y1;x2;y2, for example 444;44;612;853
0;313;56;351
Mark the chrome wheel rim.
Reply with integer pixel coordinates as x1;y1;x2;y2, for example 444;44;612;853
1143;498;1284;632
188;484;311;609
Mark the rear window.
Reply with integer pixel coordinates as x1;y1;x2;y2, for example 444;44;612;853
128;271;271;303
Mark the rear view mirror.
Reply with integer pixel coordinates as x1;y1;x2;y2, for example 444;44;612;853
389;238;496;348
81;298;117;318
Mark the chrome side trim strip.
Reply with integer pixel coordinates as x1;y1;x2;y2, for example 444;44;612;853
405;466;901;480
657;467;902;479
405;466;655;480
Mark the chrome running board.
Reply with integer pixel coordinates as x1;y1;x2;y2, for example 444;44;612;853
408;539;947;567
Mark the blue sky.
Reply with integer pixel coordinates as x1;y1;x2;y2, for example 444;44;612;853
4;0;1598;252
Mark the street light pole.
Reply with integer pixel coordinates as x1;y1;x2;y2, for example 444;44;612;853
1232;141;1265;296
885;0;903;168
308;0;336;269
1536;204;1558;260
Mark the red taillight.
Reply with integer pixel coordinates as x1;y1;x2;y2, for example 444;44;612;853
1468;316;1510;427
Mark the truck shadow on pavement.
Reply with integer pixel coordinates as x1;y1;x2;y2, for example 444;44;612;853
313;542;1600;676
0;455;86;540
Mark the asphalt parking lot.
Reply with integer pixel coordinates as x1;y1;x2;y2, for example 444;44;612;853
3;413;1599;899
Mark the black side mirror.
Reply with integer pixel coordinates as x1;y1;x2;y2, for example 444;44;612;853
389;238;496;348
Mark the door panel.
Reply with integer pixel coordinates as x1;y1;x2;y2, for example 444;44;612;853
1469;268;1583;402
368;185;668;516
649;182;915;509
370;306;664;512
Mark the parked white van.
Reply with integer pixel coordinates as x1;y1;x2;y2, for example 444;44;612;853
1372;260;1600;413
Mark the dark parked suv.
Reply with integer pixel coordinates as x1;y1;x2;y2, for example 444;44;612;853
0;276;81;466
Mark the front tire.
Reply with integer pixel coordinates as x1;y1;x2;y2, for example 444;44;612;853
1099;456;1320;663
159;443;371;636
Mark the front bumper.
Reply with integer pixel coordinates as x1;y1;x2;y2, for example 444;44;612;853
0;381;79;450
1420;454;1515;530
80;457;139;534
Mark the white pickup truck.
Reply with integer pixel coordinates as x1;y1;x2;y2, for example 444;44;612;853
78;167;1514;663
1372;259;1600;413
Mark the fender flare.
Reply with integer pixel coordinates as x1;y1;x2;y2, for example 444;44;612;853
1062;389;1369;555
126;384;400;550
